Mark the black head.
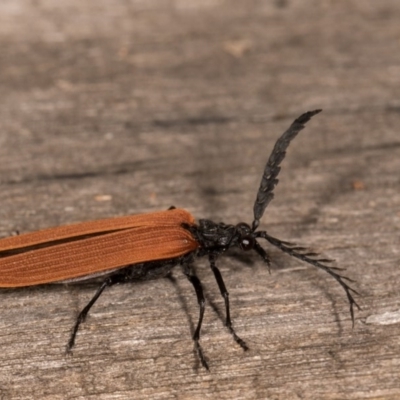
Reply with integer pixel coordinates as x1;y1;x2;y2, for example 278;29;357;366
185;218;271;270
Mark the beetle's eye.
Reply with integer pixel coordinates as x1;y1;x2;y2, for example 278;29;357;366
236;222;251;233
240;235;255;251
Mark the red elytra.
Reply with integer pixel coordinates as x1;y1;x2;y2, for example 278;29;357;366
0;208;198;287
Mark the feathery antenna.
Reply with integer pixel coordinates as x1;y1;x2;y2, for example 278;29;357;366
252;110;322;231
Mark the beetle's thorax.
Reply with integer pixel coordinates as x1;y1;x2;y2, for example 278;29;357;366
196;219;236;250
186;219;256;254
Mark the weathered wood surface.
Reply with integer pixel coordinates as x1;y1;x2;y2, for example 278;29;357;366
0;1;399;399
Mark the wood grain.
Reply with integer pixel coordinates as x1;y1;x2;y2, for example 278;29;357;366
0;1;399;399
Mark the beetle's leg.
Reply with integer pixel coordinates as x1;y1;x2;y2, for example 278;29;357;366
208;254;248;351
66;273;126;353
181;261;209;370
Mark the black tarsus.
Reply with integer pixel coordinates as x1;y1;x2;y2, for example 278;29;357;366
208;254;248;351
66;273;126;352
252;110;322;231
180;252;249;370
257;231;361;326
181;259;209;370
66;260;179;354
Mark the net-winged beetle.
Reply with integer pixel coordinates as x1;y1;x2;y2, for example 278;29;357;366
0;110;359;369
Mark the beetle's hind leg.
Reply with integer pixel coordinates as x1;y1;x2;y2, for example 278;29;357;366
66;273;126;353
181;259;209;370
208;254;248;351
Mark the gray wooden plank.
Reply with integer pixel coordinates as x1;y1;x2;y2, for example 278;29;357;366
0;1;400;399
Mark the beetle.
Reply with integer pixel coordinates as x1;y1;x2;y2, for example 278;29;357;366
0;110;359;369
